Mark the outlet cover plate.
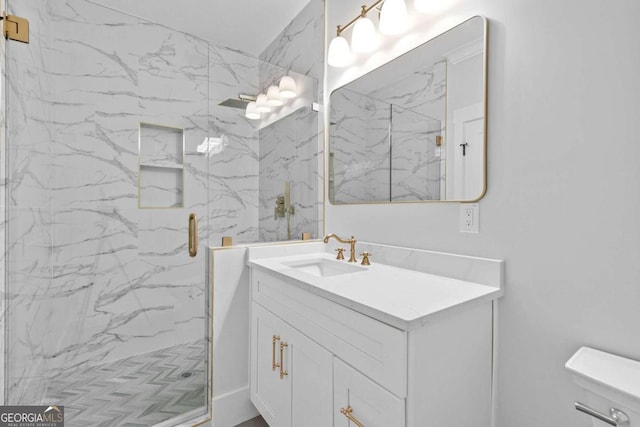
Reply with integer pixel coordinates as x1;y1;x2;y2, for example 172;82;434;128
460;203;480;233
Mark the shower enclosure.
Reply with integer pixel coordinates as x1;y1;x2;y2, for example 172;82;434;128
330;90;443;203
1;0;323;426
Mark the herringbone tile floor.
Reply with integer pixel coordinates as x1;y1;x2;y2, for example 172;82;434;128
44;339;208;426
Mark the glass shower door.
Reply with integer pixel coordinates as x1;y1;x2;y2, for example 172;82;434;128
3;1;211;426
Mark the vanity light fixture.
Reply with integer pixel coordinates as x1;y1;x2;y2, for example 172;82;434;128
379;0;408;35
255;93;271;113
266;85;284;107
245;101;260;120
279;76;298;99
243;76;298;121
328;32;351;67
351;6;378;53
328;0;408;67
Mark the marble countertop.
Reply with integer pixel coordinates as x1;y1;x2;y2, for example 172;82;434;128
248;252;502;330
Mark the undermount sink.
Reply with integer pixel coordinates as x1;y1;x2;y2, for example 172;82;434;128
282;258;366;277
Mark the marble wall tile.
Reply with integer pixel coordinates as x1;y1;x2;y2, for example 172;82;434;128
370;60;447;119
258;107;320;241
257;0;324;240
5;208;53;404
390;106;441;201
2;0;324;410
330;61;446;203
49;0;210;375
4;0;54;403
4;0;212;404
330;89;391;203
374;61;446;200
259;0;325;81
208;45;260;245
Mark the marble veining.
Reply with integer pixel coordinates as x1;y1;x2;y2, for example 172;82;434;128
330;60;446;203
2;0;324;421
4;0;212;412
330;89;391;203
257;0;324;242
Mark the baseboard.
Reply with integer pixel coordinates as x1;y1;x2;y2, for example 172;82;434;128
213;385;259;427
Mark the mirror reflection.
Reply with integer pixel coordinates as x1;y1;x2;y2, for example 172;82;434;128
329;16;487;204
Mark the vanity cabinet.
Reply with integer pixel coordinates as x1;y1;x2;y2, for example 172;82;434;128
251;303;333;427
249;266;494;427
334;358;405;427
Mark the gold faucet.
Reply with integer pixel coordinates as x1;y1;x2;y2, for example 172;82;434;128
323;234;357;263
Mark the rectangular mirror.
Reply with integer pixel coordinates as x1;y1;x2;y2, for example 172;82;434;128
329;16;487;204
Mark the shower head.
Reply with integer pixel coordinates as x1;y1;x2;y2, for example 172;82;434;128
218;94;257;109
218;98;249;109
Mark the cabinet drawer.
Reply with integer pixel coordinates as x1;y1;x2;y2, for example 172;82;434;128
252;269;407;397
334;358;405;427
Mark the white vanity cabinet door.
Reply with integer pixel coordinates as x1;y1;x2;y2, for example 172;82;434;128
251;303;333;427
251;303;291;427
334;358;405;427
288;324;333;427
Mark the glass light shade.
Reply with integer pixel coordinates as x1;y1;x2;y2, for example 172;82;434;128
245;101;260;120
415;0;445;13
351;16;377;53
266;85;284;107
328;35;351;67
279;76;297;99
379;0;408;35
255;94;271;113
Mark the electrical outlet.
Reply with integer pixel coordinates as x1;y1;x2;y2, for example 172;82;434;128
460;203;480;233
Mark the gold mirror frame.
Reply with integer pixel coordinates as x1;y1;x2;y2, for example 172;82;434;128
327;16;488;205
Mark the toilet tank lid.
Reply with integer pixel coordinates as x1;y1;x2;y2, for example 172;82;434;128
566;347;640;402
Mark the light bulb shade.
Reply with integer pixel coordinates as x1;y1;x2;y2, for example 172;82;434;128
255;94;271;113
379;0;408;35
279;76;297;99
245;101;260;120
351;16;377;53
328;35;351;67
266;85;284;106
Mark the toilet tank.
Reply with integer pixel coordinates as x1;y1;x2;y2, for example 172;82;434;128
566;347;640;426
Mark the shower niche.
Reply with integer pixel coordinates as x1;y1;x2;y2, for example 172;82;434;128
138;122;185;208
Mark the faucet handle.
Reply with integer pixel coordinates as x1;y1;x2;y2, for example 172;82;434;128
335;248;346;260
360;252;371;266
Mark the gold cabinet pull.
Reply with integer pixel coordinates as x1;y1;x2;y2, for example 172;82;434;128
279;341;288;379
272;335;280;371
340;406;364;427
188;213;198;257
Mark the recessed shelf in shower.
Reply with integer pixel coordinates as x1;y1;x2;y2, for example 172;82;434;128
138;122;185;209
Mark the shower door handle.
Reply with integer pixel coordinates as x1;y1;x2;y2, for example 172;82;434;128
188;213;198;257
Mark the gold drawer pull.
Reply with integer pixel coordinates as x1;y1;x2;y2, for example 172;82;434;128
272;335;280;371
279;341;288;379
340;406;364;427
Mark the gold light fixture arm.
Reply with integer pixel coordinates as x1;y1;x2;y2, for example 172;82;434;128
336;0;383;36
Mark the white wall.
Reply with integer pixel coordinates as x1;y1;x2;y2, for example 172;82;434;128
325;1;640;426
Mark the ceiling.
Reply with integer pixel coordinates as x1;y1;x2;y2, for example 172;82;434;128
98;0;311;56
